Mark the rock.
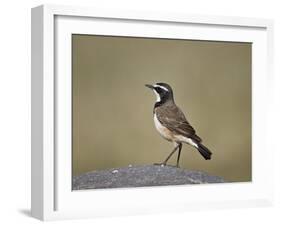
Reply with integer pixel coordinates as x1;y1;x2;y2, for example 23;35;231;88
72;165;225;190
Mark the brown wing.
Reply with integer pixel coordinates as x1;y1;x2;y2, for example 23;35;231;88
155;105;202;143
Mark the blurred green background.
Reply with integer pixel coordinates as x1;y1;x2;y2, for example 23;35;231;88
72;34;251;182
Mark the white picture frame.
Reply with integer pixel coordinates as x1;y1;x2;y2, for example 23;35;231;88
31;4;274;221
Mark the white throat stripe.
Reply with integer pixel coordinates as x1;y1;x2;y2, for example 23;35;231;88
153;90;161;102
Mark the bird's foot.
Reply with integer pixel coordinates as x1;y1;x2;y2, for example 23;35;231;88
153;163;181;168
154;162;166;167
169;164;180;168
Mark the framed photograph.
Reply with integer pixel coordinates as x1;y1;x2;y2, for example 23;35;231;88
31;4;274;221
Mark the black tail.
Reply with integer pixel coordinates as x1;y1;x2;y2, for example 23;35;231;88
197;143;212;160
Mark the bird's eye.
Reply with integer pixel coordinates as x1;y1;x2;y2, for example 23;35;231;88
155;87;164;93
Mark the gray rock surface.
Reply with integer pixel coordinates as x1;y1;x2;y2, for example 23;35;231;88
73;165;225;190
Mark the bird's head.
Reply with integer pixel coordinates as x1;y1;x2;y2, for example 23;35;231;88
145;82;174;103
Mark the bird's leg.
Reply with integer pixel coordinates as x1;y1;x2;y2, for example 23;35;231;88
154;144;180;166
163;144;180;165
176;143;182;168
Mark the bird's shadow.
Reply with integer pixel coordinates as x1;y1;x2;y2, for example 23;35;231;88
18;209;31;218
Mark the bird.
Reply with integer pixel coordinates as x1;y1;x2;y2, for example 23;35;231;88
145;82;212;167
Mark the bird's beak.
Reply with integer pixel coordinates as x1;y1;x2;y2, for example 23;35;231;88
145;84;154;89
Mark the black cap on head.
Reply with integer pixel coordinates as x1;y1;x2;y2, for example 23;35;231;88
155;82;173;92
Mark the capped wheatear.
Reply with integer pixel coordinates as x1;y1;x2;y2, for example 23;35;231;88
145;82;212;167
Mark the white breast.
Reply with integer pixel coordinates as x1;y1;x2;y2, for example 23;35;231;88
153;113;173;141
